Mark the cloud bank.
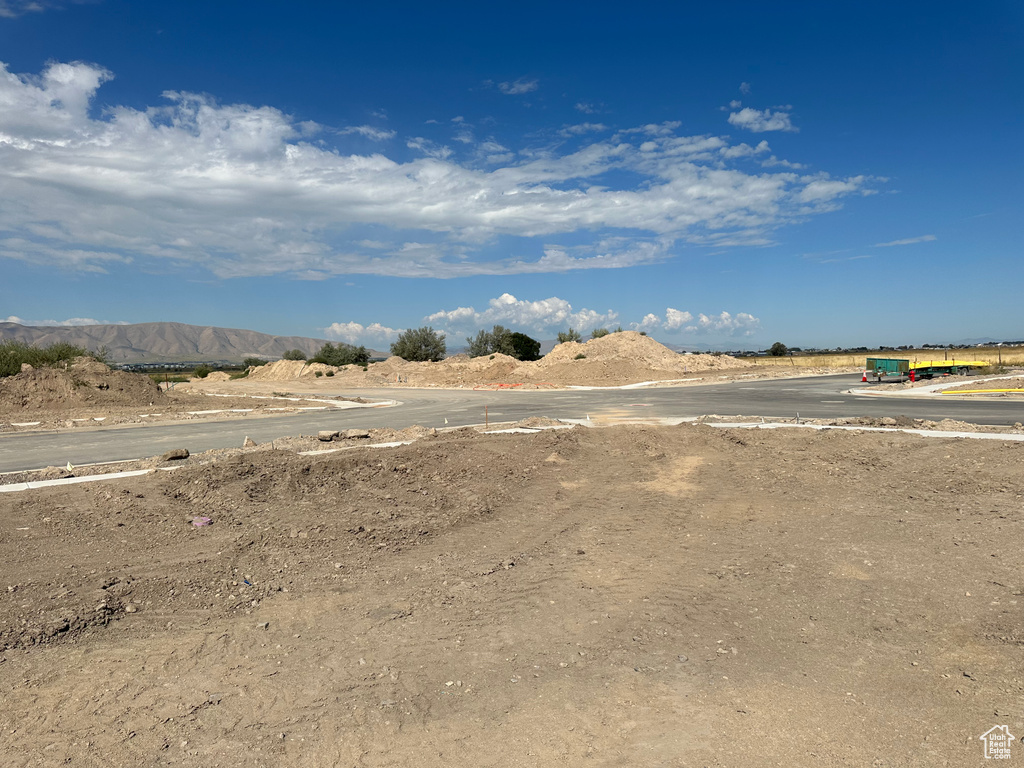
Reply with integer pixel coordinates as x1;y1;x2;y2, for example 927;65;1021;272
326;294;760;345
0;61;871;279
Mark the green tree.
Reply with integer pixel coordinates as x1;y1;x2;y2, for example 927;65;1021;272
390;326;447;362
466;329;491;358
282;349;307;361
466;325;516;358
556;328;582;344
509;332;541;361
243;357;268;368
590;328;610;339
310;342;369;366
769;342;789;357
193;365;212;378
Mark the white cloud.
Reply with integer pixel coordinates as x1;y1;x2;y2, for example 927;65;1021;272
0;0;52;18
323;321;401;344
739;82;752;95
664;308;694;330
405;136;452;159
728;107;797;133
559;122;609;136
574;102;598;114
617;121;682;137
0;60;872;279
498;78;538;95
425;293;617;335
798;175;868;203
873;234;937;247
719;140;770;159
339;125;396;141
761;155;804;169
694;311;760;335
629;308;758;336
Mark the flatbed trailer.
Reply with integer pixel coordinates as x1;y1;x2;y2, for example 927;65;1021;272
909;360;990;379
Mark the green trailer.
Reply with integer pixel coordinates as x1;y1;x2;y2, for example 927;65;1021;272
866;358;910;376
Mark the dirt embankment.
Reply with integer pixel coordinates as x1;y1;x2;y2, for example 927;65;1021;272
0;357;165;412
0;358;377;432
241;332;750;388
1;424;1023;765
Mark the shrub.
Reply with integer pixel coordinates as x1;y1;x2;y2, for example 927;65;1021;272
243;357;268;368
590;328;610;339
314;370;323;377
282;349;307;361
310;342;369;366
230;370;249;379
557;328;582;344
0;340;95;377
574;353;586;360
390;326;446;362
325;370;335;377
193;365;212;378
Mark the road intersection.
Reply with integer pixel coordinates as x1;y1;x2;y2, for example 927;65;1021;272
2;374;1022;473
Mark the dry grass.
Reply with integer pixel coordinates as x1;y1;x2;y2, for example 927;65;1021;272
745;346;1024;368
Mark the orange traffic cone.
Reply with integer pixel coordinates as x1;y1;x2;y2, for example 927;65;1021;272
861;370;867;382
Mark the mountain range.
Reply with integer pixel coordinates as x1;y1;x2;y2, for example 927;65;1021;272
0;322;386;363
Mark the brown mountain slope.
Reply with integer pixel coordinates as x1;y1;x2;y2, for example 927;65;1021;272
0;321;357;363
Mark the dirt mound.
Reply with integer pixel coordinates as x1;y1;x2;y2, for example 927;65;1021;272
0;357;166;412
516;332;748;386
246;359;310;380
202;371;232;382
222;333;745;388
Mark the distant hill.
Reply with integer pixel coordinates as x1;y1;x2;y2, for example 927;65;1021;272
0;322;386;363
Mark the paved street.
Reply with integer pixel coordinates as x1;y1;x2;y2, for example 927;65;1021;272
2;374;1023;472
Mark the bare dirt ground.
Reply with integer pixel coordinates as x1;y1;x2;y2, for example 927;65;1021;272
943;376;1024;394
0;359;376;433
2;424;1022;766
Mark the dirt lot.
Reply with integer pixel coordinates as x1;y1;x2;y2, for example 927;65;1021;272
0;358;378;432
1;424;1022;766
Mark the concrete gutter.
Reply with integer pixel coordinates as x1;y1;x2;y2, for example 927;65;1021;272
0;468;159;493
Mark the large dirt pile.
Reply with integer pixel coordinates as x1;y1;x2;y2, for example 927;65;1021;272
240;333;746;388
516;332;748;386
0;357;166;412
246;359;310;380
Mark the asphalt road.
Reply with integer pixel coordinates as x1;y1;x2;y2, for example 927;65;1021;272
3;374;1023;473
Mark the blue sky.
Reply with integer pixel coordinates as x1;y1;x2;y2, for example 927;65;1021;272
0;1;1020;350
